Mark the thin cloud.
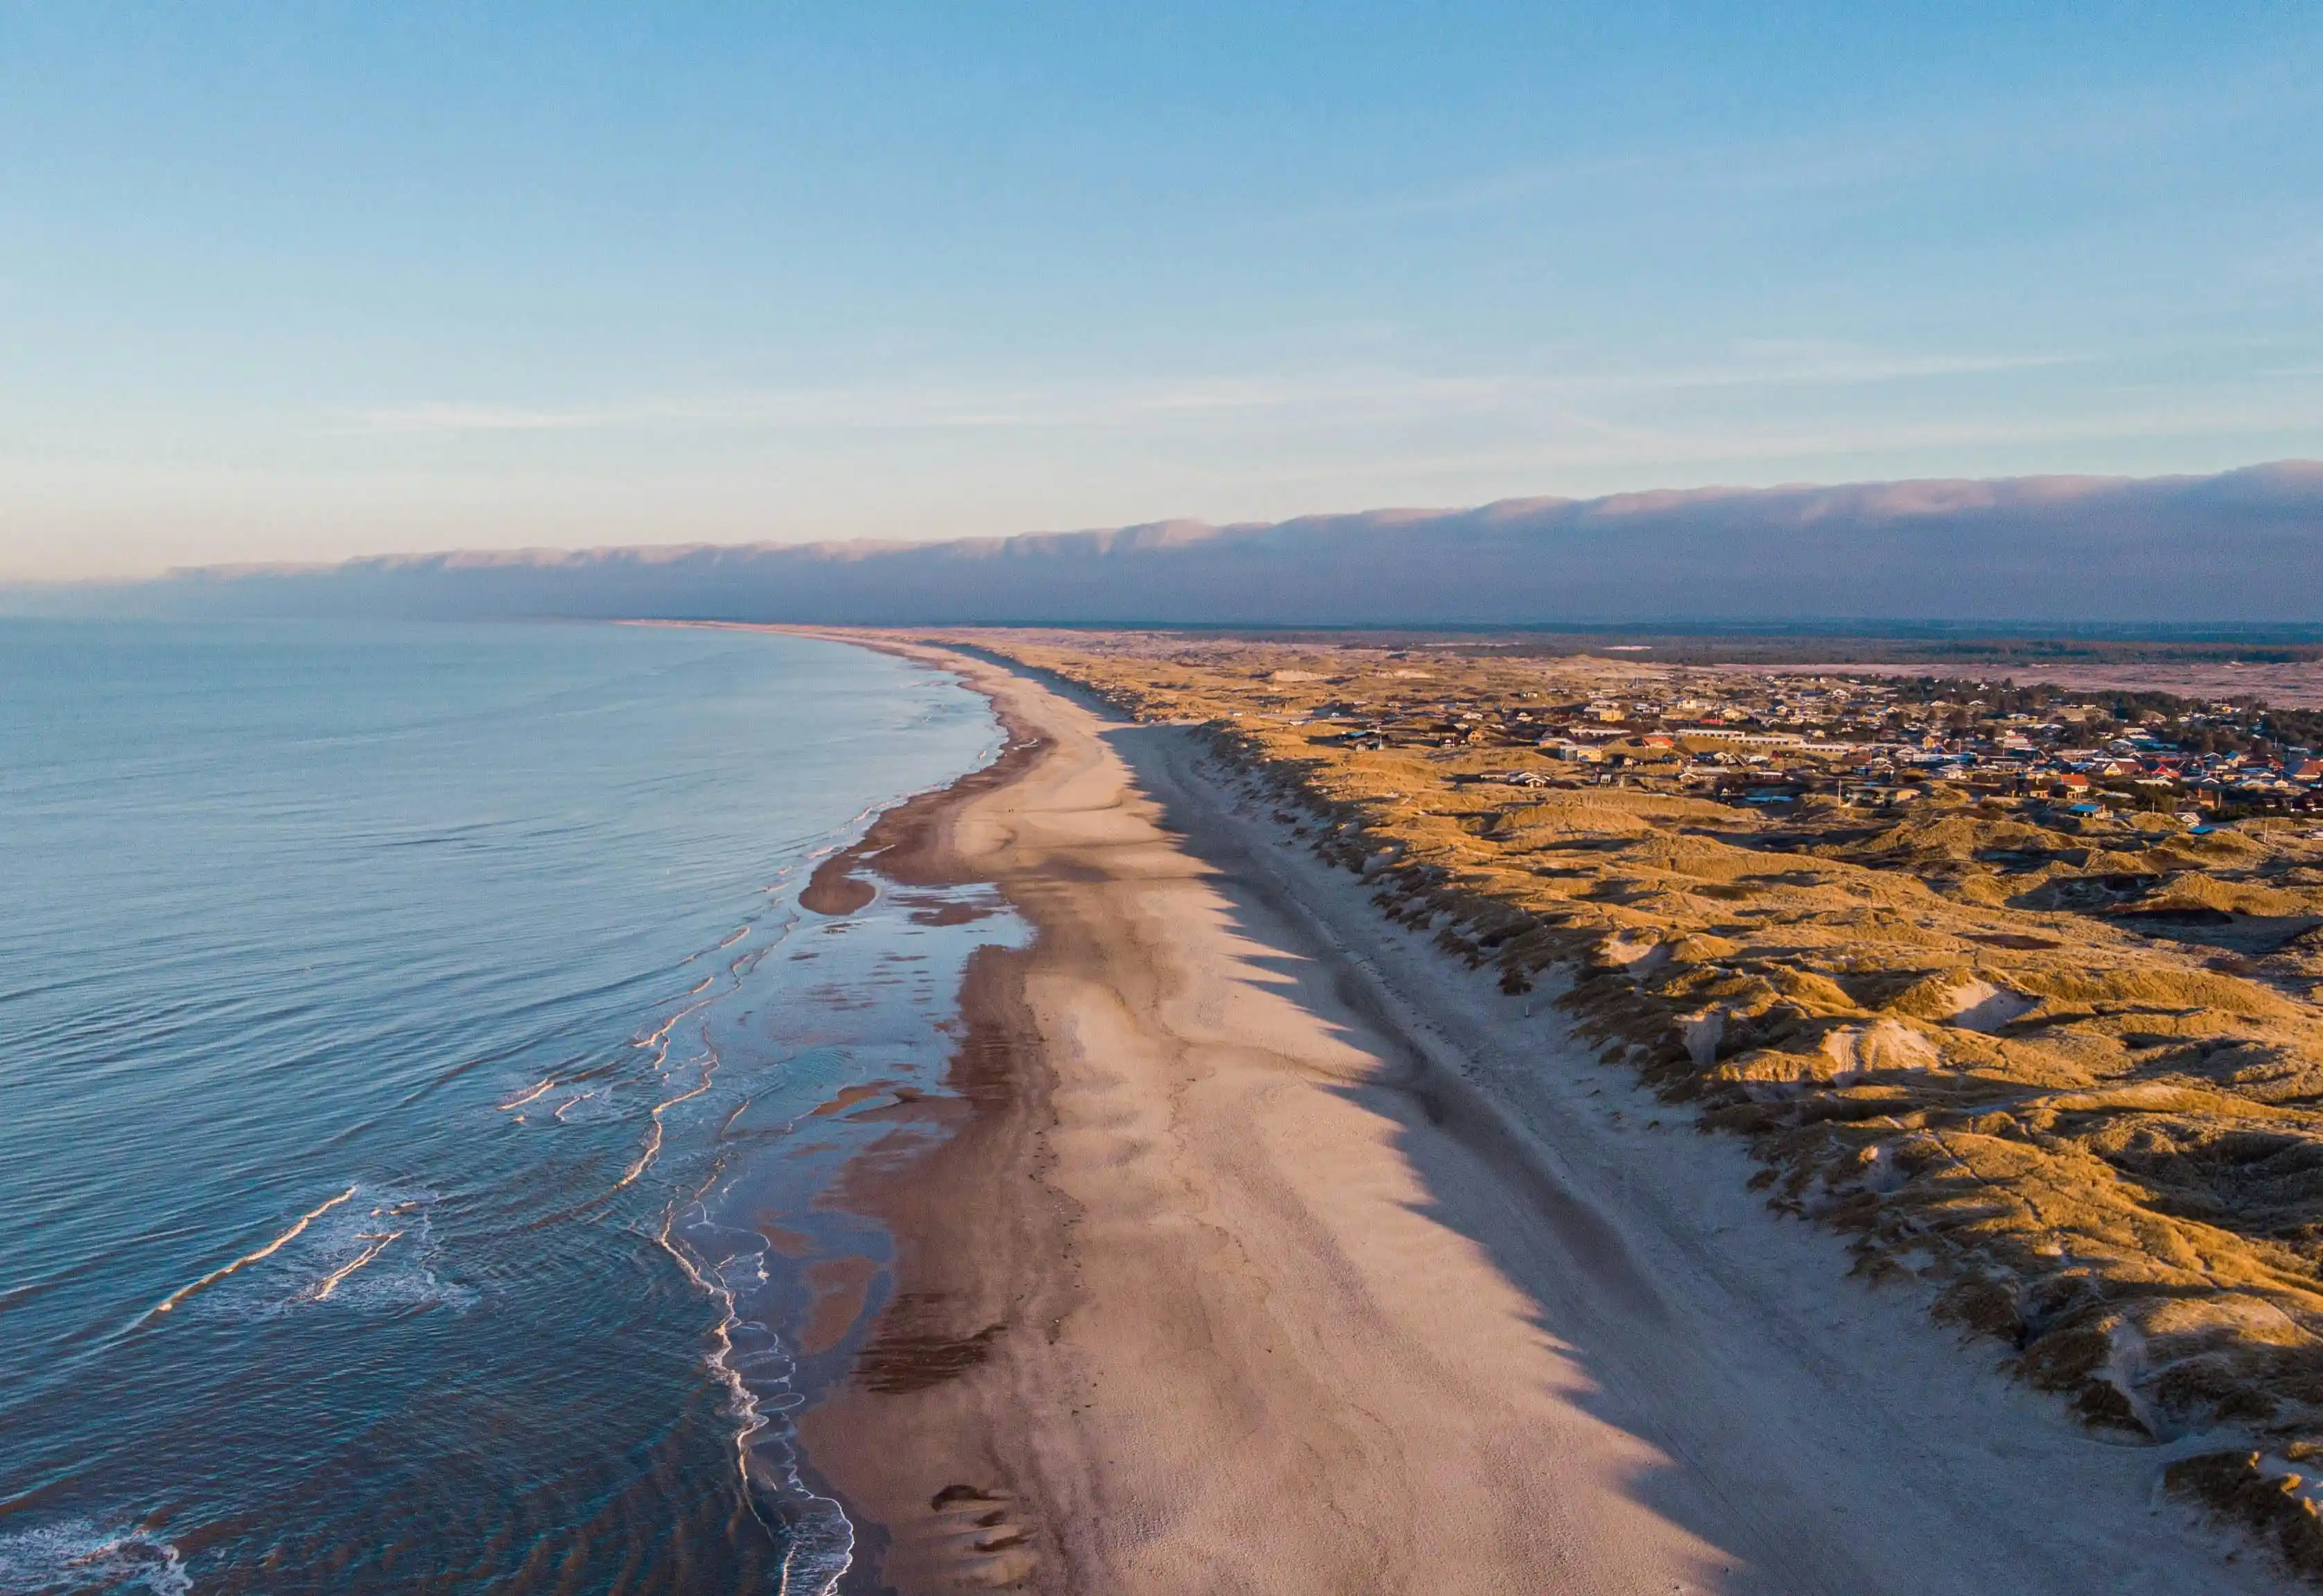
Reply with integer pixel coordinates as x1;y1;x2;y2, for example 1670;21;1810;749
333;347;2074;439
1324;60;2307;227
1575;342;2080;393
1292;401;2323;485
342;403;603;434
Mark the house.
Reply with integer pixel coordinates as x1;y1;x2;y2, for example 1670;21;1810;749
1683;728;1805;748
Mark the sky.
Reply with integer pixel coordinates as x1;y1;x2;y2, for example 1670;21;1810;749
3;2;2320;579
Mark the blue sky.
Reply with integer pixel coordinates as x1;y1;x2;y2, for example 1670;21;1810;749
3;2;2319;577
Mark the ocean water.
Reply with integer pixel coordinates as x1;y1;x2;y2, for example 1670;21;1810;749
0;619;1016;1594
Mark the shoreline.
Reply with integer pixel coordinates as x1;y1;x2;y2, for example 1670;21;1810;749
764;627;2283;1594
774;635;1080;1591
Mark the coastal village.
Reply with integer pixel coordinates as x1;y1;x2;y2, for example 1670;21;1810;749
1284;663;2323;819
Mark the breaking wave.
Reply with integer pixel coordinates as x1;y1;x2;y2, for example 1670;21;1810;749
0;1522;191;1595
145;1184;475;1324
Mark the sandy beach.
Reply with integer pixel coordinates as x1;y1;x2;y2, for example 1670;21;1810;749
788;633;2283;1595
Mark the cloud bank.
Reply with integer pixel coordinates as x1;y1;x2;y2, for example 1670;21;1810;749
34;461;2323;627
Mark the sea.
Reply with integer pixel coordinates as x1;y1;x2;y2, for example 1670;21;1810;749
0;618;1018;1595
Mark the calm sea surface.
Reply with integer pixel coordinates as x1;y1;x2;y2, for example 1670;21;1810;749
0;620;1013;1594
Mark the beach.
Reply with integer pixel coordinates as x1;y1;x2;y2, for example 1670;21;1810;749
789;633;2281;1595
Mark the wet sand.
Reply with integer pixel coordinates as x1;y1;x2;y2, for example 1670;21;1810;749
773;629;2281;1595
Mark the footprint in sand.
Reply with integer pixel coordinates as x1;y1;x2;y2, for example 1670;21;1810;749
928;1484;1038;1589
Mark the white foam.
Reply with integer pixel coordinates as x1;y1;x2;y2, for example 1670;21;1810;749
161;1184;477;1319
613;1038;724;1191
494;1079;556;1112
0;1521;191;1595
552;1087;618;1123
278;1188;477;1315
305;1229;400;1301
146;1186;357;1320
652;1195;854;1596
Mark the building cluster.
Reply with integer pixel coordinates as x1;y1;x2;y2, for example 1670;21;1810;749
1303;673;2323;818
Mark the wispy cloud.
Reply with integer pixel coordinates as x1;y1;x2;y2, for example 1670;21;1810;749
335;343;2076;439
338;378;1504;436
348;403;605;434
1580;341;2078;393
1250;401;2323;491
1320;59;2310;228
